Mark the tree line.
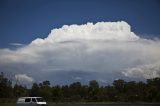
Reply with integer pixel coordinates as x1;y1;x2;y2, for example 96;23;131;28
0;72;160;103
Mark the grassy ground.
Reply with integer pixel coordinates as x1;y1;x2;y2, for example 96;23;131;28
0;102;160;106
0;103;15;106
47;103;160;106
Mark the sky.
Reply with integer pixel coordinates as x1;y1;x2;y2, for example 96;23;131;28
0;0;160;86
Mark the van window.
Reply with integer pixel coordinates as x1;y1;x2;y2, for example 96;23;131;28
36;98;45;102
18;98;25;102
32;98;36;102
25;98;31;102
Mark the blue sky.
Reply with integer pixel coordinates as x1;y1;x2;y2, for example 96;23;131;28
0;0;160;85
0;0;160;48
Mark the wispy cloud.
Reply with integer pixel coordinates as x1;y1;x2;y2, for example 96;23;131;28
15;74;34;84
9;43;25;46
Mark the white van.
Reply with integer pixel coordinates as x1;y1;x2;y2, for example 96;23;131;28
16;97;47;106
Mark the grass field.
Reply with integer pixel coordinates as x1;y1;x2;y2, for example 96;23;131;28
0;103;15;106
0;103;160;106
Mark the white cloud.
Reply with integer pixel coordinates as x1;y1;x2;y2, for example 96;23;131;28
15;74;34;83
122;62;160;79
10;43;24;46
73;76;82;80
30;21;139;46
0;21;160;84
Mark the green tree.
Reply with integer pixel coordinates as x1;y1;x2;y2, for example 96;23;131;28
52;85;63;102
0;72;13;98
136;81;147;101
30;83;40;96
113;79;126;92
43;80;50;86
69;82;82;101
81;85;88;101
105;85;118;101
61;85;69;98
146;77;160;102
13;84;28;97
113;79;126;101
125;81;138;102
38;81;52;100
88;80;99;101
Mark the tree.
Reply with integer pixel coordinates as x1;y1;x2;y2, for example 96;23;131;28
136;81;147;101
80;85;88;101
69;82;82;101
13;84;28;97
61;85;69;98
38;81;52;100
43;80;50;86
88;80;99;101
112;79;126;101
105;85;118;101
0;72;13;98
52;85;63;102
1;71;160;103
146;77;160;102
125;81;138;102
30;83;39;97
113;79;126;92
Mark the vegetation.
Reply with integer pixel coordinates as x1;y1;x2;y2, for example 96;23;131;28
0;72;160;103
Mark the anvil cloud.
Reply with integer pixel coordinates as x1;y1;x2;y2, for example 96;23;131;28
0;21;160;84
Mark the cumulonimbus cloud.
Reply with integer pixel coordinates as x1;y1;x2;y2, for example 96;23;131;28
0;21;160;84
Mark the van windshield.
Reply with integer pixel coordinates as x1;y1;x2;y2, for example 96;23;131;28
36;98;45;102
